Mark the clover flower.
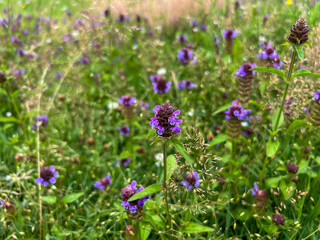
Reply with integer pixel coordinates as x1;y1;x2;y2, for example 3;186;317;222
118;125;130;137
181;172;200;190
149;103;182;138
287;18;309;45
150;74;171;94
31;115;48;131
178;80;197;91
35;166;58;187
121;181;149;218
94;174;112;190
177;48;196;65
235;63;256;104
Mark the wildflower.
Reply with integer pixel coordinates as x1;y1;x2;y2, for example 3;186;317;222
235;63;257;104
118;125;130;137
0;200;15;216
149;103;182;138
78;54;89;64
35;166;58;187
150;74;171;94
117;158;131;167
55;72;63;79
118;95;136;121
214;34;220;55
0;71;7;83
94;174;112;190
139;101;149;111
190;19;198;27
309;91;320;126
222;29;237;54
121;181;149;219
31;115;48;131
257;44;279;60
154;153;164;167
273;57;284;69
287;163;299;174
177;48;196;65
250;182;267;215
181;172;200;190
225;100;251;121
177;35;187;44
103;8;110;18
118;96;136;106
200;24;207;31
13;67;25;78
178;80;197;91
287;18;309;45
272;213;285;225
263;14;270;26
117;14;129;24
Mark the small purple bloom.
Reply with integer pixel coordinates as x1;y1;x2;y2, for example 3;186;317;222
55;72;63;79
177;35;187;44
118;96;136;106
177;48;195;65
150;74;171;94
257;44;279;60
234;63;257;78
139;101;149;111
178;80;197;91
190;20;198;27
121;181;149;214
35;166;58;187
273;57;283;69
222;29;237;40
118;125;130;137
181;172;200;190
200;24;207;31
224;100;251;120
117;14;129;24
250;182;259;196
313;91;320;104
94;174;112;190
117;158;131;167
31;115;49;131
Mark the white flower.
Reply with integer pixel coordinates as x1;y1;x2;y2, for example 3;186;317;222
241;121;249;127
157;68;166;75
155;153;164;167
5;112;12;117
108;101;119;110
6;175;11;181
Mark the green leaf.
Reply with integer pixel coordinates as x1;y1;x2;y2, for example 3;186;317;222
213;104;231;116
266;176;285;188
272;108;284;130
295;45;304;60
285;120;308;134
251;67;286;79
139;222;151;240
167;155;177;181
0;117;20;123
292;69;320;79
180;222;214;233
170;139;193;165
298;160;308;174
63;192;84;204
147;129;157;139
281;42;290;47
280;180;296;200
128;184;162;202
41;196;57;204
267;139;279;157
209;134;229;147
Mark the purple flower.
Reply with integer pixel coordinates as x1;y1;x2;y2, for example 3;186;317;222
31;115;48;131
117;14;129;24
181;172;200;190
118;125;130;137
150;74;171;94
35;166;58;187
250;182;259;196
190;19;198;27
78;54;89;64
94;174;112;190
200;24;207;31
121;181;149;214
13;68;25;78
177;35;187;44
257;44;279;60
117;158;131;167
118;96;136;106
224;100;251;120
178;80;197;91
222;29;237;40
177;48;195;65
139;101;149;111
149;103;182;138
55;72;63;79
234;63;257;78
313;91;320;104
273;57;283;69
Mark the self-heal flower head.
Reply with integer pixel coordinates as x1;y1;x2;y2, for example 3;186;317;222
224;100;251;120
250;182;259;196
177;48;195;65
149;103;182;138
257;44;279;60
273;57;284;69
118;96;136;106
118;125;130;137
94;174;112;190
222;29;237;40
177;35;187;44
312;91;320;104
181;172;200;190
150;74;171;94
121;181;149;215
288;18;309;45
234;63;257;78
178;80;197;91
31;115;48;131
35;166;58;187
190;19;198;27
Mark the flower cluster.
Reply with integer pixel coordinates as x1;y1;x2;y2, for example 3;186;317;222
150;74;171;94
272;213;285;226
181;172;200;190
31;115;49;131
177;35;187;44
312;91;320;104
118;96;136;106
222;29;237;40
117;158;131;167
310;91;320;127
257;44;283;69
224;100;251;120
287;18;309;45
234;63;257;78
250;182;267;215
121;181;149;214
149;103;182;138
35;166;58;187
94;174;112;190
235;63;257;104
118;125;130;137
177;48;196;65
178;80;197;91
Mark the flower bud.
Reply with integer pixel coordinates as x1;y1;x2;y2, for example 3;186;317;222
287;18;309;45
272;213;285;226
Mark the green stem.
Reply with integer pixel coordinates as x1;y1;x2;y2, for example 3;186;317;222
259;155;268;186
163;141;170;226
129;122;135;173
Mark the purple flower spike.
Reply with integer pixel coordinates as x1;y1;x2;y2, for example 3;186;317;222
150;103;182;138
94;174;112;190
35;166;58;187
178;80;197;91
222;29;237;40
257;44;279;60
118;125;130;137
150;74;171;94
31;115;49;131
177;35;187;44
224;100;251;120
250;182;259;196
118;96;136;106
117;158;131;167
181;172;200;190
313;91;320;104
234;63;257;78
177;48;196;65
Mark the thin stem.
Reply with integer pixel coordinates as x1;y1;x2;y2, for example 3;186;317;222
163;141;170;225
259;155;268;186
129;122;135;173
